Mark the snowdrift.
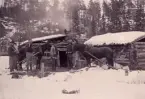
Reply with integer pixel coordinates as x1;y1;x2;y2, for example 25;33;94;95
0;56;145;99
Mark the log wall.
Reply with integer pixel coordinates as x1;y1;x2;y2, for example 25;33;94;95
110;45;130;66
135;42;145;69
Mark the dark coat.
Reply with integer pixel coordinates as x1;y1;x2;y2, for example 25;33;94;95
8;45;17;56
26;44;33;53
67;43;73;53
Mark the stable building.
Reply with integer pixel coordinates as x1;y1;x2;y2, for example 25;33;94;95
84;31;145;70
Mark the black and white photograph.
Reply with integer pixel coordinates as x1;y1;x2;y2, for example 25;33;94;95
0;0;145;99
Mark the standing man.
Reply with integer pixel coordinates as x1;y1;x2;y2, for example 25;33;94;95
8;40;18;72
67;41;73;69
26;40;33;71
36;45;43;70
50;43;58;71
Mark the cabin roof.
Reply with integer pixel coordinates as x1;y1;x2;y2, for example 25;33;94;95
84;31;145;46
20;34;66;46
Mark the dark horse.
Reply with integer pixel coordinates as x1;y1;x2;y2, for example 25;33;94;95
17;42;51;71
72;43;114;68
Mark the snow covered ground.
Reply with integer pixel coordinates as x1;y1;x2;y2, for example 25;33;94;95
0;56;145;99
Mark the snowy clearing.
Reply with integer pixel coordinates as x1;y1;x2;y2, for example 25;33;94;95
0;56;145;99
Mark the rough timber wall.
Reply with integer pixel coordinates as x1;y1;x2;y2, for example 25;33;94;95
135;42;145;69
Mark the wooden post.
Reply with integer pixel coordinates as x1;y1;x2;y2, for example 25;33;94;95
124;66;129;76
40;62;45;78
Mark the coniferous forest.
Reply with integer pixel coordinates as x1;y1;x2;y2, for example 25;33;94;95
0;0;145;41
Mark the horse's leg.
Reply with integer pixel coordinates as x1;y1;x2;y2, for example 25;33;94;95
36;57;41;70
106;58;114;69
30;62;32;71
86;58;91;67
18;62;23;71
26;61;29;72
19;62;23;71
36;63;41;70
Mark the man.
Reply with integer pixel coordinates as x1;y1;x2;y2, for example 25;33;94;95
67;42;73;69
35;46;43;70
17;45;24;71
26;40;33;71
50;44;58;71
8;40;18;72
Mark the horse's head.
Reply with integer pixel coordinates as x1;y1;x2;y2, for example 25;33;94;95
85;44;93;51
72;43;86;53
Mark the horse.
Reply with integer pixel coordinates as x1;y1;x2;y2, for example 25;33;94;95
72;43;114;68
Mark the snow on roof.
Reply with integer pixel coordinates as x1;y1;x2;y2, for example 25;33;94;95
20;34;66;45
84;31;145;46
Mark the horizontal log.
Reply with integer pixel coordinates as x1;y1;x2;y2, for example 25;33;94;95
137;59;145;62
136;50;145;53
115;59;129;64
138;62;145;66
137;55;145;58
116;61;129;64
135;42;145;45
116;58;129;61
137;52;145;54
136;48;145;52
57;48;67;51
136;65;145;68
137;57;145;60
137;53;145;58
135;45;145;49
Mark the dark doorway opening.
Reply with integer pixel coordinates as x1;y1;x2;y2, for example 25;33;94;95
59;51;67;67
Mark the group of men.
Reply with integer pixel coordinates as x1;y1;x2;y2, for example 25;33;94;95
49;39;80;70
7;38;80;72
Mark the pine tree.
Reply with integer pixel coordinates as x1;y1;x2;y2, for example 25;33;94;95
99;14;106;34
134;4;145;31
102;1;112;33
0;22;5;38
87;0;101;37
72;7;80;33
